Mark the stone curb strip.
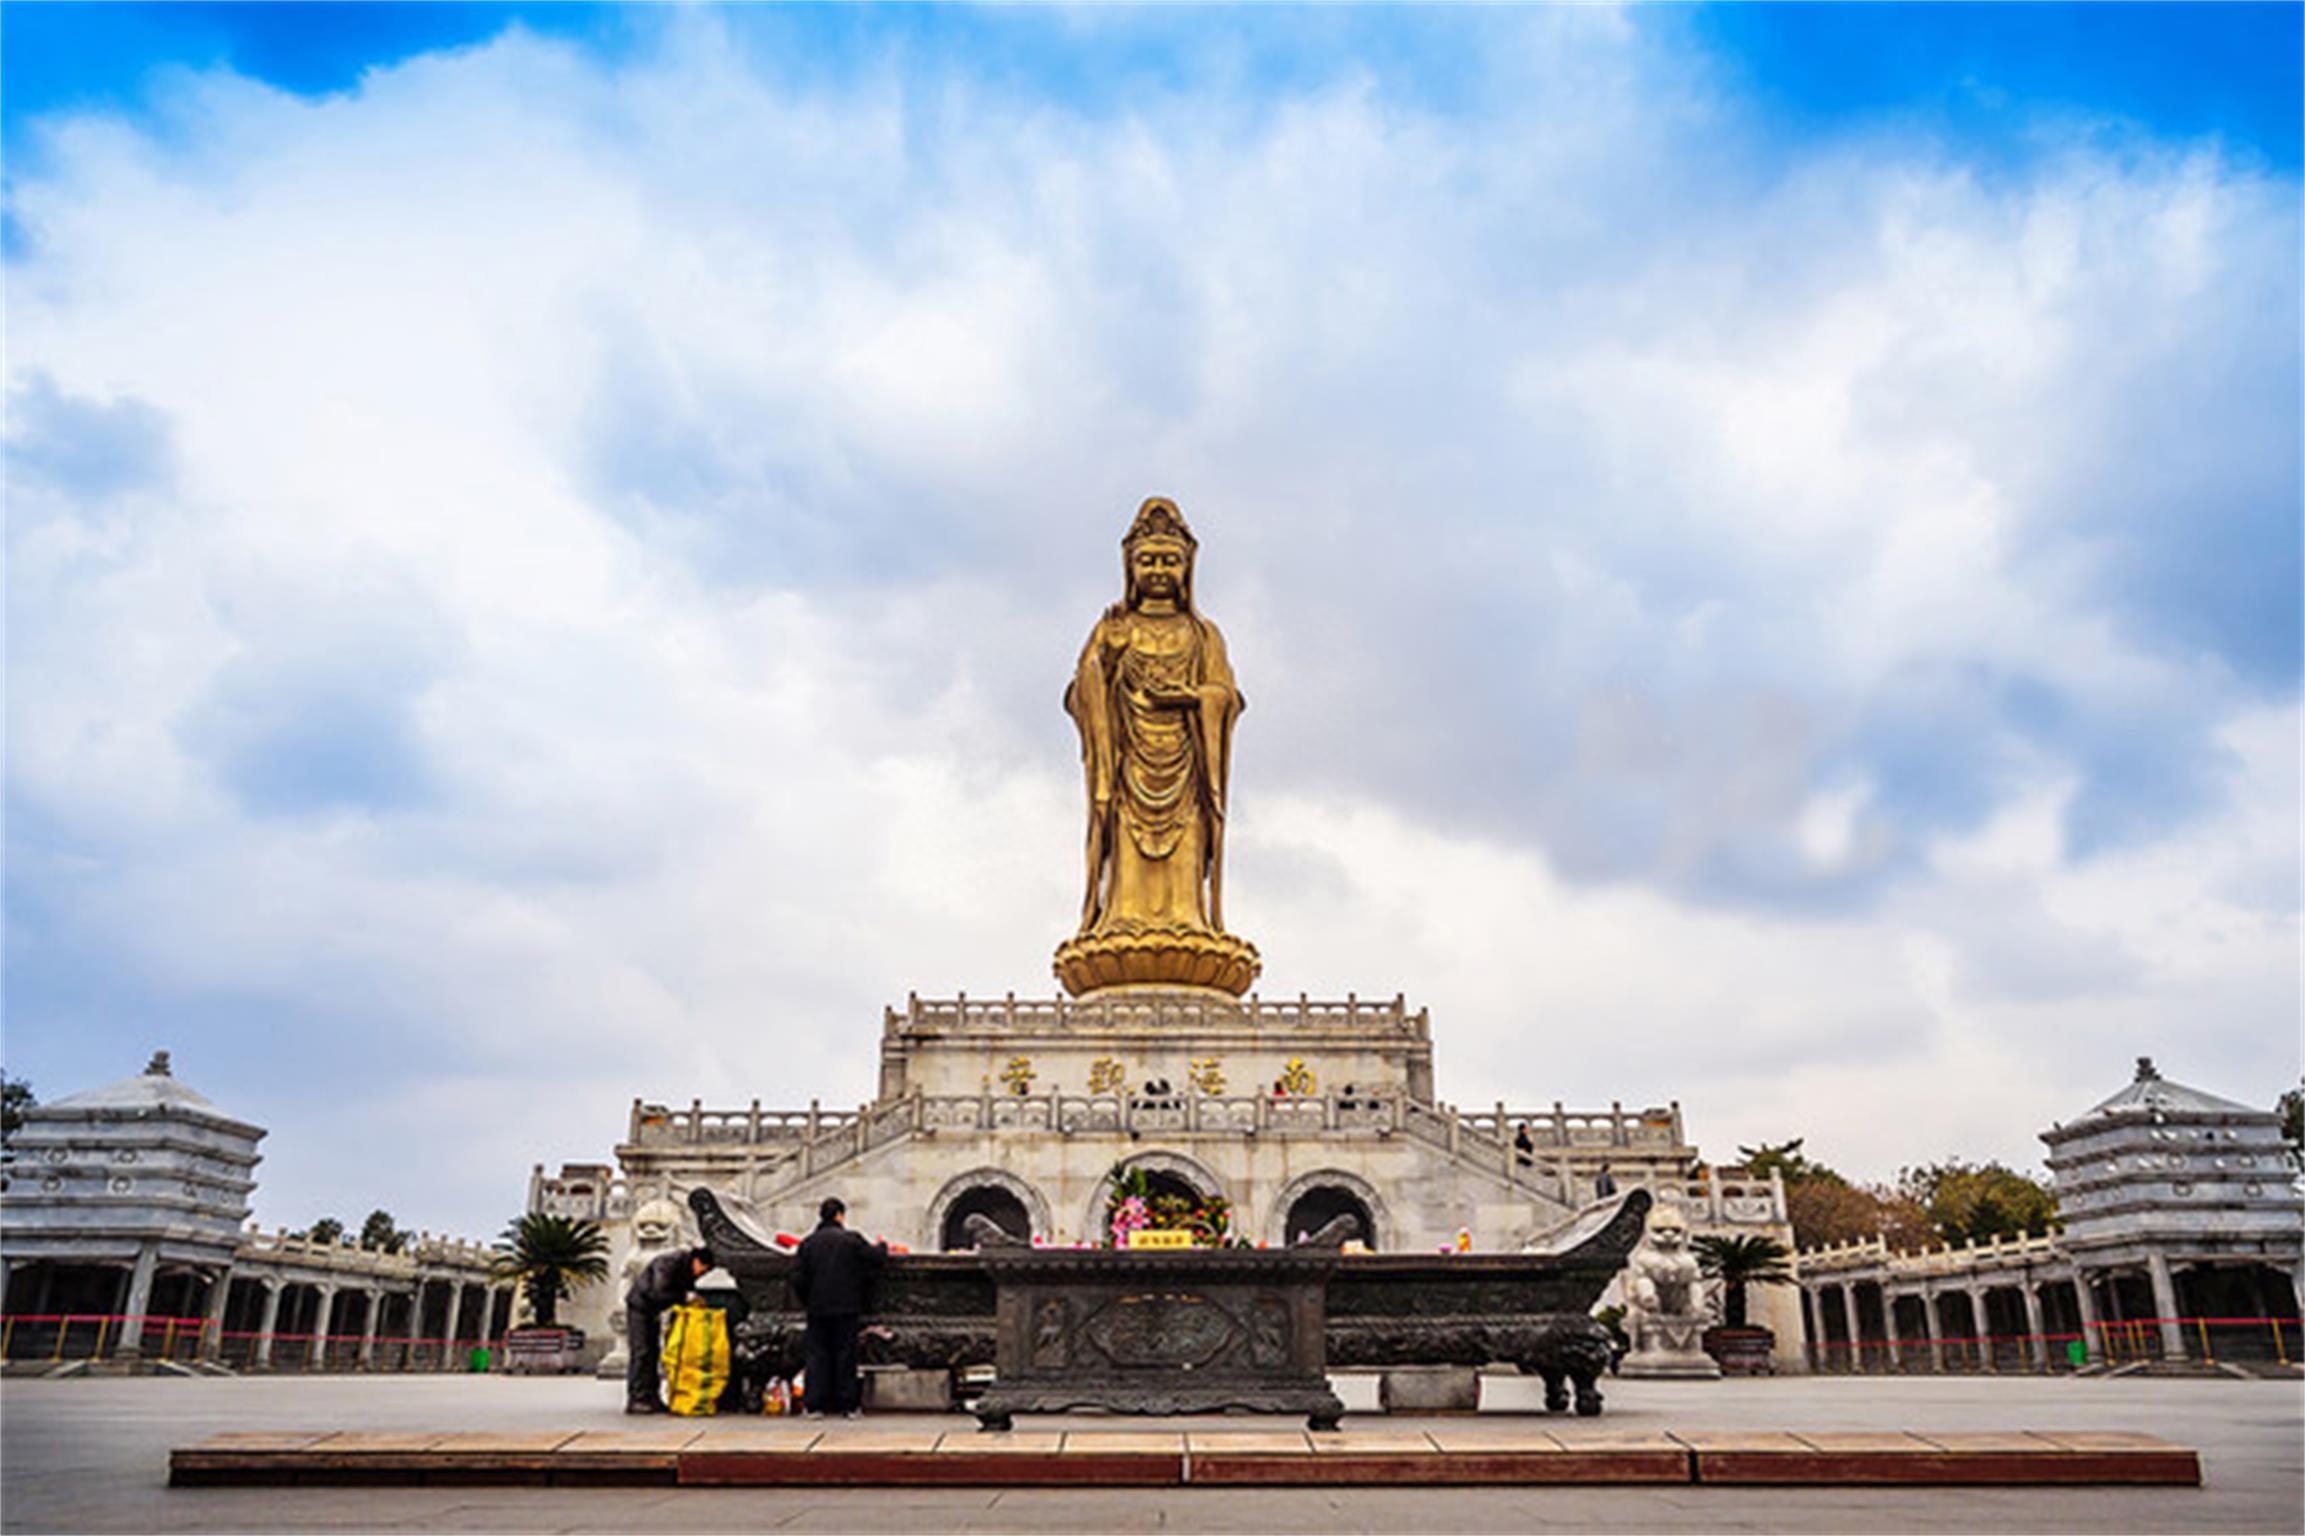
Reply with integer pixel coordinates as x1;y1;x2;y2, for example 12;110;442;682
170;1427;2203;1488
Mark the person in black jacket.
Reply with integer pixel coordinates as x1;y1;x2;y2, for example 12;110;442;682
793;1197;887;1417
623;1246;710;1413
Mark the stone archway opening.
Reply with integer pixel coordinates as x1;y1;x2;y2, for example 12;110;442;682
1085;1153;1226;1244
1283;1186;1377;1249
1139;1170;1202;1209
940;1186;1034;1251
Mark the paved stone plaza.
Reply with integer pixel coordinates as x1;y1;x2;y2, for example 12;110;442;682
4;1373;2298;1533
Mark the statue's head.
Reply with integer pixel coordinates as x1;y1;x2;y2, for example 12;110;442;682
1123;497;1197;612
631;1198;683;1248
1646;1204;1691;1251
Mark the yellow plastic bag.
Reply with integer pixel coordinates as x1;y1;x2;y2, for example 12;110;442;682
662;1299;731;1417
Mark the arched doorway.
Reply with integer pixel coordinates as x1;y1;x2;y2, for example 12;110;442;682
1084;1153;1227;1244
926;1169;1051;1250
1266;1169;1389;1250
1138;1170;1202;1208
1282;1185;1377;1249
940;1186;1033;1250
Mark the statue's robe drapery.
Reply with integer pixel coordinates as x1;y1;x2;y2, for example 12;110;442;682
1065;606;1244;937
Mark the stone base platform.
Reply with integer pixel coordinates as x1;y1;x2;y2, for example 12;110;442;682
169;1426;2202;1489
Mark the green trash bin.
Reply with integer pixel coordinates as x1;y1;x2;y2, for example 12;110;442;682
468;1345;491;1373
2065;1339;2087;1368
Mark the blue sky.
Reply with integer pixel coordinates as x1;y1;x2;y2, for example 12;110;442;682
7;3;2300;164
4;4;2298;1238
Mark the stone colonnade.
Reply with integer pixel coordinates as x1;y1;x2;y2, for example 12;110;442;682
0;1251;514;1372
233;1269;514;1371
1802;1270;2080;1372
1801;1250;2305;1371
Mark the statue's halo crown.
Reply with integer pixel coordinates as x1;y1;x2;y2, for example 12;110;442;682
1123;496;1196;551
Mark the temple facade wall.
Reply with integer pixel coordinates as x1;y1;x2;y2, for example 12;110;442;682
537;996;1791;1364
872;991;1436;1106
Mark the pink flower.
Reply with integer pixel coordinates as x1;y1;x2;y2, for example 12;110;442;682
1108;1195;1153;1243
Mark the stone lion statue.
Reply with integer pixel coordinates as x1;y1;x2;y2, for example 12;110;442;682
1619;1202;1719;1377
597;1196;687;1377
1628;1205;1700;1318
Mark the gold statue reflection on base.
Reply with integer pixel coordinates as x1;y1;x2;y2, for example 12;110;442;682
1054;498;1262;998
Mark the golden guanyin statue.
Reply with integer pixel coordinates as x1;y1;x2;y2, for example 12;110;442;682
1053;498;1261;997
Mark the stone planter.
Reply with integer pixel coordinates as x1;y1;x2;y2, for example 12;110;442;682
1701;1326;1775;1377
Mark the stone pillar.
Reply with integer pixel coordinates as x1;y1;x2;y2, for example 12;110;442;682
358;1287;383;1369
253;1281;284;1368
406;1281;428;1369
1967;1285;1996;1372
1881;1288;1906;1369
2021;1283;2048;1370
442;1281;468;1370
2071;1268;2104;1363
1831;1284;1856;1371
2146;1251;2186;1361
307;1284;338;1369
1921;1287;1945;1372
198;1266;234;1363
114;1244;160;1360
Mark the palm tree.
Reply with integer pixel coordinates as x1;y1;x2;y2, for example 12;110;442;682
492;1213;610;1329
1690;1232;1795;1330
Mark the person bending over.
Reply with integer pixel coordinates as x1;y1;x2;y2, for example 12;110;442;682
624;1246;711;1413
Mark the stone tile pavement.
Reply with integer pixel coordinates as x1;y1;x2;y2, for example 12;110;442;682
4;1371;2299;1533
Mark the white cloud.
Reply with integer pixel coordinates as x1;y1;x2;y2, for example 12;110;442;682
5;15;2295;1232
